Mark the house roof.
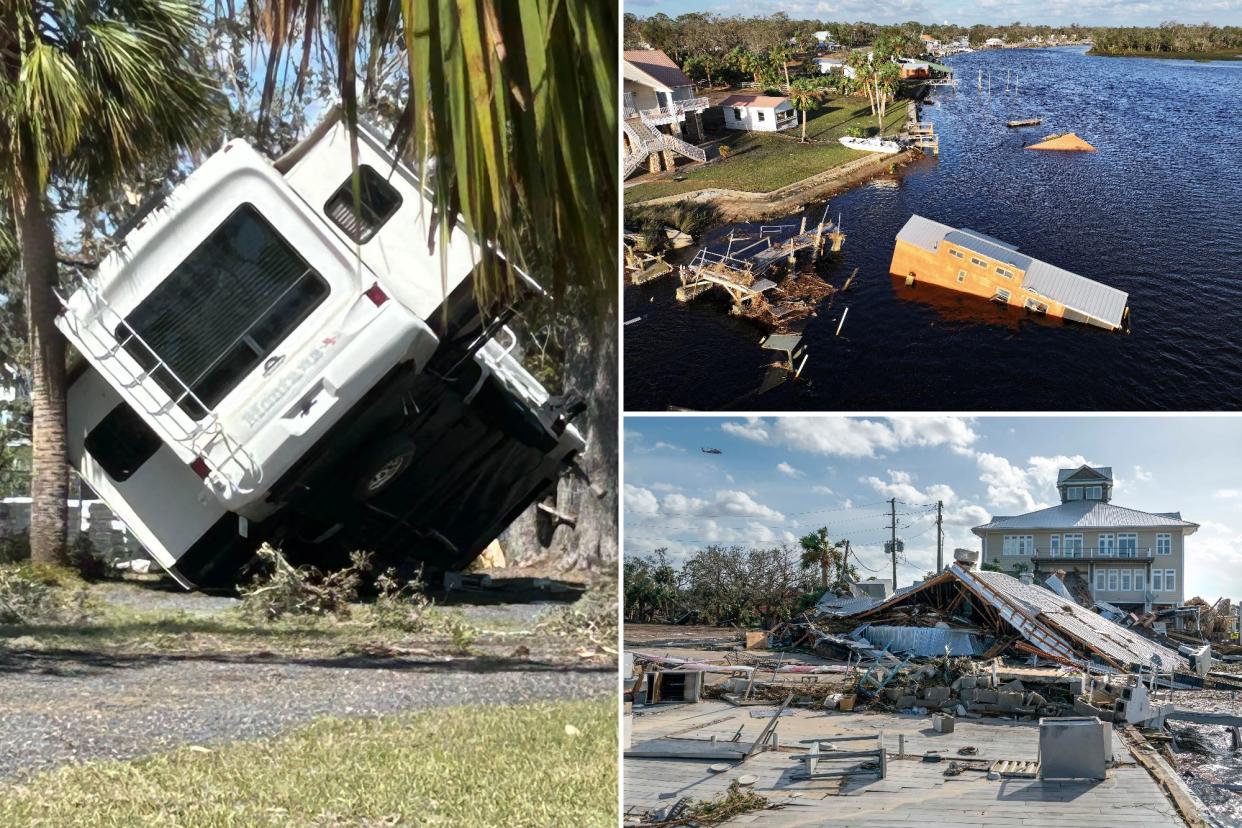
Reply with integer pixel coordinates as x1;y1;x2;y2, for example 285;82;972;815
623;49;692;91
972;500;1198;533
718;94;790;108
853;564;1188;672
894;214;1129;328
1057;465;1113;485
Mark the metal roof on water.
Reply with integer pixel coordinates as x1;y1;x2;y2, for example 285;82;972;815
894;215;1129;327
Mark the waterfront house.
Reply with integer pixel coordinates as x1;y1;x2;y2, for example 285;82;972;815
919;33;940;52
973;465;1197;613
897;59;931;79
814;57;856;79
889;214;1130;330
984;37;1006;48
622;49;710;177
718;95;797;133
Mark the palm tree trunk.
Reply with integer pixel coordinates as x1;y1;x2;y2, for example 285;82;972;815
801;110;807;142
820;557;828;591
13;160;69;566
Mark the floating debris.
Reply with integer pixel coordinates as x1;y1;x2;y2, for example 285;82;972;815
1025;132;1097;152
1006;118;1042;127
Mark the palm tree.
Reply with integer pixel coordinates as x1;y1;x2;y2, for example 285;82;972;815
788;78;825;143
0;0;221;565
242;2;618;567
799;527;847;592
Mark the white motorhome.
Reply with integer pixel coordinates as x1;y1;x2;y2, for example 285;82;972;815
57;110;586;588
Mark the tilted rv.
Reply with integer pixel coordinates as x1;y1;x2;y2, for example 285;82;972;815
56;112;587;588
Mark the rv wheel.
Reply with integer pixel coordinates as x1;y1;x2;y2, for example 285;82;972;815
353;437;416;500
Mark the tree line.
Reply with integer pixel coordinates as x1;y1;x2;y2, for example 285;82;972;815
625;13;1241;58
624;528;861;627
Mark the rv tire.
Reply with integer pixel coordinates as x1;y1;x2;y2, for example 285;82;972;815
353;436;416;500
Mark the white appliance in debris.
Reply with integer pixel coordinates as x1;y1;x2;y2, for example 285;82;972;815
1037;717;1111;780
58;110;586;587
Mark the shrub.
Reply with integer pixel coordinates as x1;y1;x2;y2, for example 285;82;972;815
0;533;30;565
369;567;433;632
537;578;617;654
437;610;479;655
718;144;731;160
0;566;88;625
67;535;110;581
239;544;371;621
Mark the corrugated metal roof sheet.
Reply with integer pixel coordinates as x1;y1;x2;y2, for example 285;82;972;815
1022;258;1128;328
954;228;1019;251
895;214;953;252
967;568;1187;671
944;230;1033;270
972;500;1198;532
855;623;988;656
851;566;1188;671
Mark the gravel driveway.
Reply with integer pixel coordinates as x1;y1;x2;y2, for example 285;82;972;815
0;648;613;781
0;585;613;781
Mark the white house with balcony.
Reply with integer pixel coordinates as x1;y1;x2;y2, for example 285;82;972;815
622;49;709;178
973;464;1198;613
719;95;797;133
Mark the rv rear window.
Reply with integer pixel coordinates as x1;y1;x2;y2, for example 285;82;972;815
119;204;329;420
86;403;162;482
324;165;403;243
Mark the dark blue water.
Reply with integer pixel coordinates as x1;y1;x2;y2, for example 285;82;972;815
624;47;1242;411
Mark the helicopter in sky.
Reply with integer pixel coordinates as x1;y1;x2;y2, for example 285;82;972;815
700;447;722;455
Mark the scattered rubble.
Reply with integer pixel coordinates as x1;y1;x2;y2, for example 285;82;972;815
624;561;1242;826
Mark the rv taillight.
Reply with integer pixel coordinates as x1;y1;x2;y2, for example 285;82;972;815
190;457;211;479
364;283;389;306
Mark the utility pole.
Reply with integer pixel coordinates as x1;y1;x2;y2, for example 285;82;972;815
889;497;898;589
936;500;944;572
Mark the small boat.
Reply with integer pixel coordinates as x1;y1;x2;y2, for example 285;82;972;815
1006;117;1042;127
838;135;902;154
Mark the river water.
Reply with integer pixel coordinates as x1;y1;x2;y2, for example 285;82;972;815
623;47;1242;411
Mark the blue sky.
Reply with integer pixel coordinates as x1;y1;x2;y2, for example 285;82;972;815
624;416;1242;599
623;1;1242;27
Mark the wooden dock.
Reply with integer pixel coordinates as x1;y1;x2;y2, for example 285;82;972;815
903;105;939;155
674;208;845;327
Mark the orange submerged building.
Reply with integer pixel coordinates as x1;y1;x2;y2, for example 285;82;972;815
889;215;1129;331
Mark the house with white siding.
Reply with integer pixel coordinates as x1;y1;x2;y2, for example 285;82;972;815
718;95;797;133
972;464;1197;613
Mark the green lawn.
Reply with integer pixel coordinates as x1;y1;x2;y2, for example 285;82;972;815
0;698;617;827
625;97;909;204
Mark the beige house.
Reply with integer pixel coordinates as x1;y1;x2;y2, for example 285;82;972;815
972;465;1198;612
622;50;709;178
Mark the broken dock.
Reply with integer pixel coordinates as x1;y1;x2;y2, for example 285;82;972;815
675;208;846;327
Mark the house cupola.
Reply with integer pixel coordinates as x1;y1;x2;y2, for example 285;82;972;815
1056;464;1113;504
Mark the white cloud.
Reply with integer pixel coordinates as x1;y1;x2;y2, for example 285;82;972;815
862;469;957;505
1133;465;1153;483
812;485;834;495
624;483;660;515
719;416;977;458
640;488;785;522
1216;489;1242;500
649;482;682;493
653;441;684;453
777;462;805;479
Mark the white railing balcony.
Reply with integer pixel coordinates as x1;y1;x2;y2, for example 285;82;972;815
637;97;710;127
1018;547;1169;562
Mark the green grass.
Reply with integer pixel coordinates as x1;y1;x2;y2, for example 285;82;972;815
625;98;909;204
0;698;617;827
